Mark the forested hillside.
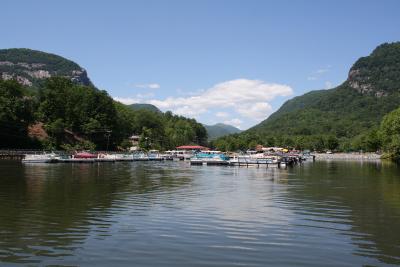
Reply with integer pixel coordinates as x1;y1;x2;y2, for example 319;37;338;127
0;77;207;150
128;103;161;113
212;42;400;152
0;48;92;88
0;49;207;150
204;123;242;140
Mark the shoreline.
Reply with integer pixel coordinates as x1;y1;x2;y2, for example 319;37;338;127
314;153;381;161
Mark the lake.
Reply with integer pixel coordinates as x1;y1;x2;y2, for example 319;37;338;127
0;160;399;266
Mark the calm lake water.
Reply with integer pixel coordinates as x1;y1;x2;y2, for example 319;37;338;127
0;160;399;266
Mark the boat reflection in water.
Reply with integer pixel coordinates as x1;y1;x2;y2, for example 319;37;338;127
0;160;399;266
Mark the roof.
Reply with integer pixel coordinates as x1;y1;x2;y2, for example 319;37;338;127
176;145;209;150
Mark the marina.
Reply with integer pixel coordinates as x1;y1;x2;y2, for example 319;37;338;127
15;148;314;167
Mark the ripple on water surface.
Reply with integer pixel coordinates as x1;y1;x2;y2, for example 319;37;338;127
0;160;399;266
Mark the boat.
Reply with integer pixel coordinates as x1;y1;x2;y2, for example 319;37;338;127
190;151;230;166
22;153;58;163
114;153;134;161
165;150;193;161
74;152;97;159
148;150;164;161
229;153;280;166
133;152;149;161
95;153;116;162
59;151;97;163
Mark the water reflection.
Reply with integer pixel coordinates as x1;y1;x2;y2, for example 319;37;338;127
0;161;194;264
0;160;399;266
286;161;400;265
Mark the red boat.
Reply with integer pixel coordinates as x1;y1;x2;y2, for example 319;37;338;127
73;152;97;159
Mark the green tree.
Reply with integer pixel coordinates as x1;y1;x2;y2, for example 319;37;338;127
380;107;400;160
326;136;339;151
0;79;35;148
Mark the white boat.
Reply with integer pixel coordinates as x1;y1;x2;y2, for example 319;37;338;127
22;153;57;163
96;153;117;162
229;153;280;166
114;154;134;161
165;150;193;161
133;152;149;161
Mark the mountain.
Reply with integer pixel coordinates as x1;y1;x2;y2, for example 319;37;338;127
128;103;161;113
0;48;92;88
204;123;242;140
213;42;400;151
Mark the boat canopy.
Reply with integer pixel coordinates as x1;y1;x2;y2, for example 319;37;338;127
74;152;97;159
176;145;209;150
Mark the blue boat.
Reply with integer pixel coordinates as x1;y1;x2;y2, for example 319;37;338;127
190;151;230;166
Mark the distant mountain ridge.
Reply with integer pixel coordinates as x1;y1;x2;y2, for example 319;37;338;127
204;123;242;140
0;48;92;88
128;103;161;113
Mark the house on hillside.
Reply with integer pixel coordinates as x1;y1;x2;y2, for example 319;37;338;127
129;135;140;151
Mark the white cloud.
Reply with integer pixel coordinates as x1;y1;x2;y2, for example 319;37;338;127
134;83;160;89
236;102;273;121
135;92;155;99
316;68;329;74
324;81;333;89
216;112;229;118
308;66;331;81
113;97;141;105
148;79;293;119
113;92;155;105
223;118;243;129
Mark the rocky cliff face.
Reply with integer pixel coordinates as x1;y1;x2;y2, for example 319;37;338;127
347;42;400;97
0;48;93;87
347;68;388;97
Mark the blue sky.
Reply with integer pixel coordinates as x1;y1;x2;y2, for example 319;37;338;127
2;0;400;129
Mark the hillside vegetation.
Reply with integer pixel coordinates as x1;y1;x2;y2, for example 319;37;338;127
128;103;161;113
0;48;92;88
204;123;242;140
0;49;207;150
212;42;400;153
0;77;207;150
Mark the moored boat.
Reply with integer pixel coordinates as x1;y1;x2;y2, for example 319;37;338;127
95;153;116;162
148;150;164;161
190;151;230;166
59;151;97;163
22;153;56;163
229;153;280;166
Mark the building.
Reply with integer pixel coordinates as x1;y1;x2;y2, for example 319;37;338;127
129;135;140;151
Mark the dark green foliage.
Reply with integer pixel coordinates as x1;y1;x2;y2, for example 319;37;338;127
36;77;118;149
0;79;36;148
204;123;242;140
380;107;400;160
115;104;208;150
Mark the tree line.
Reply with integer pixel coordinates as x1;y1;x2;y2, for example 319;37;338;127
0;77;207;151
211;107;400;161
1;75;399;160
